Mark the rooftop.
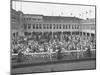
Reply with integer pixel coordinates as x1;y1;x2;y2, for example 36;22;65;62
43;16;83;23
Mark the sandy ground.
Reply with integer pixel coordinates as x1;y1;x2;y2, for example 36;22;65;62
11;59;96;74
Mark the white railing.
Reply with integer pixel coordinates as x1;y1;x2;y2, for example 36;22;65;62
12;49;96;56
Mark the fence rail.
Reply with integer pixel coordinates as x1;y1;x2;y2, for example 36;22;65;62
12;49;96;56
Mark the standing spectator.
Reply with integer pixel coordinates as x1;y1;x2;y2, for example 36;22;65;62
86;46;92;57
17;50;23;62
57;47;62;60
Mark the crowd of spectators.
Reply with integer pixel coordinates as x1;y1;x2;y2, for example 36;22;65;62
11;33;96;54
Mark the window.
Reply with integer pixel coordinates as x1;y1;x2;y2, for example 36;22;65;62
28;24;31;29
75;25;77;29
77;25;79;29
72;25;74;29
32;18;36;20
63;24;65;29
33;24;35;29
36;24;38;29
24;18;25;20
47;24;49;29
66;25;67;29
69;25;70;29
53;24;55;29
29;18;31;20
39;24;42;29
59;24;61;29
43;26;46;29
12;16;16;20
38;19;41;21
57;24;58;29
43;24;46;29
24;24;27;29
50;24;52;29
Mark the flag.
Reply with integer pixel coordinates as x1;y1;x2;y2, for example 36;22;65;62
79;14;81;17
52;12;53;16
86;11;88;14
89;10;92;18
70;13;73;16
59;14;60;16
90;10;92;14
61;12;63;16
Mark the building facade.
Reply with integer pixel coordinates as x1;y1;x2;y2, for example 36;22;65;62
11;9;24;38
80;18;95;36
11;9;96;39
21;14;82;37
